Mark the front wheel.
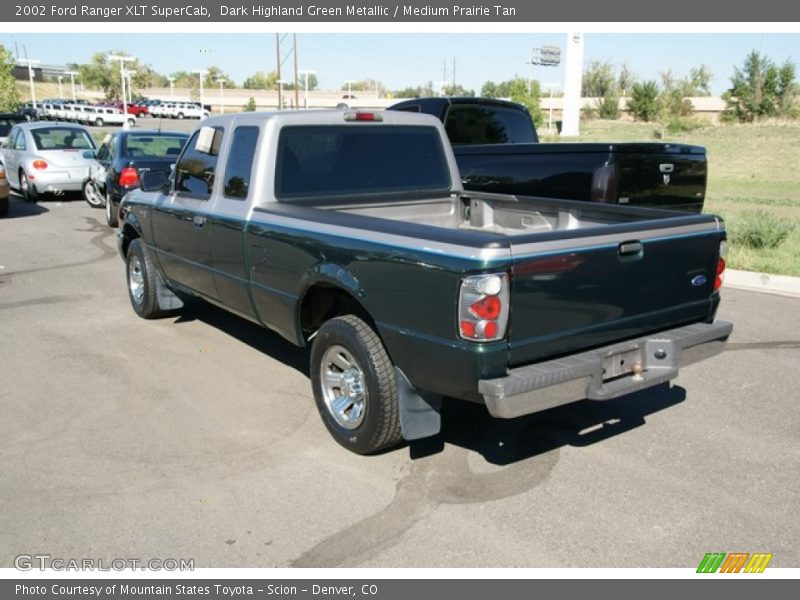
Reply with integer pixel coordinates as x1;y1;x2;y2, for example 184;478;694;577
126;239;165;319
83;180;104;208
310;315;402;454
95;117;104;127
127;118;135;128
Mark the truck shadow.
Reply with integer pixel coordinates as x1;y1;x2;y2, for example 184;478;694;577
174;298;686;466
412;383;686;465
2;195;50;219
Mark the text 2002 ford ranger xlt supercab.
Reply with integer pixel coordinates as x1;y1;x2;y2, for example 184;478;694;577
117;109;732;454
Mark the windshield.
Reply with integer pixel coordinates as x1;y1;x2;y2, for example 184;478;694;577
276;125;451;200
32;127;95;151
123;134;188;159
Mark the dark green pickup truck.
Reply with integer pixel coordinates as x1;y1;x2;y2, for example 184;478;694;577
117;109;732;454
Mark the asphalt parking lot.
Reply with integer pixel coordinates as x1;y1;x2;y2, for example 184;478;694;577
1;194;798;569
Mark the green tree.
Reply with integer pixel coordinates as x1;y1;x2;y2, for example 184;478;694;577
688;65;713;96
341;79;386;95
443;84;475;97
617;62;636;97
723;50;798;121
243;70;278;90
582;60;616;97
203;65;235;88
597;89;620;119
481;77;542;125
0;44;20;111
627;80;662;122
243;97;257;112
393;86;422;98
78;50;159;100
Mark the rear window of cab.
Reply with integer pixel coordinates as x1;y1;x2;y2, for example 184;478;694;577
31;128;95;151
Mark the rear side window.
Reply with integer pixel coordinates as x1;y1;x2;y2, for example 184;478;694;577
175;127;224;200
444;105;536;144
223;126;259;199
276;125;451;200
31;127;95;150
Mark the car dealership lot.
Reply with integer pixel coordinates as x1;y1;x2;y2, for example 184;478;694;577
1;196;798;569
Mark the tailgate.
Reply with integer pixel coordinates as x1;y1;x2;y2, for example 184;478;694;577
614;144;706;212
507;215;722;367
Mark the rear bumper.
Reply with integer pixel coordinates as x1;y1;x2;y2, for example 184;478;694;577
479;320;733;418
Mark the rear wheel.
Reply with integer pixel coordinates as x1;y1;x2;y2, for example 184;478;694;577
126;239;165;319
105;191;119;227
19;170;37;202
177;112;184;119
310;315;402;454
83;180;104;208
127;118;135;128
95;117;104;127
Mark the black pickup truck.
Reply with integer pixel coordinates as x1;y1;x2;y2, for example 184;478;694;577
117;109;731;454
388;97;707;213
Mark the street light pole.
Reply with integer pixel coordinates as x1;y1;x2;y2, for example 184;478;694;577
57;76;63;98
193;70;207;112
215;78;226;114
298;69;315;109
64;70;79;102
20;59;40;110
108;55;133;120
276;79;286;110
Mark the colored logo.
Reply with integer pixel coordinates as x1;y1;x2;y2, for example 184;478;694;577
697;552;773;573
691;275;708;287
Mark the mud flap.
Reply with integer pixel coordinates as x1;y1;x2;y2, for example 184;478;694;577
395;367;442;441
155;270;184;311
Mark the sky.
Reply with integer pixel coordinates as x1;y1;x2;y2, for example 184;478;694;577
2;32;799;95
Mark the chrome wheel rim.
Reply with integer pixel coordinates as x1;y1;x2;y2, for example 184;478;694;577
105;194;113;222
85;182;102;206
20;174;28;194
320;345;366;430
128;255;144;305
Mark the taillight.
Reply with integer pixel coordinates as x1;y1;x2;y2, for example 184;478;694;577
32;159;48;170
458;273;509;342
714;241;727;291
343;111;383;122
118;167;139;188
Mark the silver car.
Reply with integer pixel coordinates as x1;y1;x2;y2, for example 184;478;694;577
1;122;97;201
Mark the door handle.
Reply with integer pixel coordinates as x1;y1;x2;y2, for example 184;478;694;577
192;215;206;228
618;241;643;258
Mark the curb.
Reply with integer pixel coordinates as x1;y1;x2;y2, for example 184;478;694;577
725;269;800;298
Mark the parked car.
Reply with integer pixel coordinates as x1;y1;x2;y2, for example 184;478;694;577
0;113;27;146
0;161;10;217
92;107;136;128
1;122;97;201
117;110;732;454
85;129;188;222
17;103;38;121
168;102;209;120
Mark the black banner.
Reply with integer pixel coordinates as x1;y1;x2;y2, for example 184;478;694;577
3;0;800;22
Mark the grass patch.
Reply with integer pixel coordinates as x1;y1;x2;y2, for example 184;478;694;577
543;120;800;276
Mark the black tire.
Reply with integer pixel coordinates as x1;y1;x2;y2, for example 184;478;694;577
177;112;184;119
127;118;135;128
83;180;104;208
126;239;165;319
105;191;119;227
19;170;38;202
95;117;104;127
310;315;402;454
0;196;8;217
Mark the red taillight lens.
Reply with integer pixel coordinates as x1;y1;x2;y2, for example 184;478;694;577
32;159;48;170
714;256;726;291
118;167;139;188
343;111;383;122
469;295;502;320
458;273;509;342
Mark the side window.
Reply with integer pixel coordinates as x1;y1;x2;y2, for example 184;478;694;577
12;129;27;151
223;126;259;200
107;136;118;161
175;127;224;200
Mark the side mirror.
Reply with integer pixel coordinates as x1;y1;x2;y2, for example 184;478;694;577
140;170;169;192
82;150;96;159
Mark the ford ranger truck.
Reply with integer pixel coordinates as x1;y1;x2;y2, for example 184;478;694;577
117;109;732;454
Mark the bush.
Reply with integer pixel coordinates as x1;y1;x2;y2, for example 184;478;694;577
664;116;706;134
627;80;661;122
729;210;795;250
597;89;620;119
243;97;256;112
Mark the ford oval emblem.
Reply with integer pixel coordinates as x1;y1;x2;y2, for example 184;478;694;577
691;275;708;287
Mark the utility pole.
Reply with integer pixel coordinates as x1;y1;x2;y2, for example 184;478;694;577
108;55;133;118
20;58;40;109
452;57;456;88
